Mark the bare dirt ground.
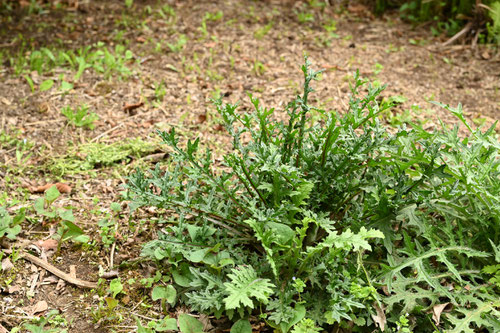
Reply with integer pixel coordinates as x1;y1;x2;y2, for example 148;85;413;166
0;0;499;332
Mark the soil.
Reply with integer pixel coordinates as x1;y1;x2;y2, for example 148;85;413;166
0;0;498;332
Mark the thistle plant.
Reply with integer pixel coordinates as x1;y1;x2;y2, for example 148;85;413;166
126;57;500;332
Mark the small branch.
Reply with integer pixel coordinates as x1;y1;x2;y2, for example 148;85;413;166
5;249;98;289
442;22;473;46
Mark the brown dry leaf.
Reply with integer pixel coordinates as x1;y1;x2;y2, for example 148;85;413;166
214;124;224;132
0;97;11;106
8;285;21;294
123;101;144;112
56;278;66;291
347;4;368;14
29;183;72;194
32;300;48;315
432;302;450;326
197;113;207;124
481;51;490;60
121;294;131;305
1;258;14;271
198;314;214;332
371;304;386;331
36;239;59;251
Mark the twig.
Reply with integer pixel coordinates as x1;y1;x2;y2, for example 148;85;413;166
24;119;65;127
442;22;473;46
91;110;148;142
4;249;98;289
109;220;120;268
90;123;124;142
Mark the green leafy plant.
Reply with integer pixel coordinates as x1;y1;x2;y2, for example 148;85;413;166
0;206;25;241
34;186;89;252
254;22;274;40
97;202;121;248
20;309;69;333
126;58;500;332
295;10;314;24
61;104;99;129
167;34;187;53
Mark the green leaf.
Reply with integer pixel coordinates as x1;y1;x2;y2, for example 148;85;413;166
230;319;252;333
58;209;75;222
178;314;203;333
280;304;306;333
39;79;54;92
110;202;121;212
154;317;178;331
223;266;275;310
109;278;123;298
105;297;119;310
448;300;500;333
60;220;88;243
24;75;35;92
172;264;195;287
60;81;73;91
152;285;177;305
187;248;208;263
34;197;46;215
45;185;61;203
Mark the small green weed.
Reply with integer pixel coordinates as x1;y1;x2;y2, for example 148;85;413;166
166;34;187;53
252;60;266;76
15;309;69;333
97;202;121;248
34;186;89;252
0;206;25;241
61;104;99;129
295;10;314;24
254;22;274;40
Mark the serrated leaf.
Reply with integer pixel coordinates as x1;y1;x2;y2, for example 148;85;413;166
447;300;500;333
223;266;275;310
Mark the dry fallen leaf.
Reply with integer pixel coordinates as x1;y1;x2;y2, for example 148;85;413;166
29;183;72;194
371;304;386;331
197;113;207;124
8;285;21;294
32;300;48;315
1;258;14;271
432;302;450;326
36;239;59;251
123;101;144;113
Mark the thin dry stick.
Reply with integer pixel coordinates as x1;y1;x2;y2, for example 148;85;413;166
10;250;98;289
442;22;473;46
109;220;120;268
91;123;124;142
